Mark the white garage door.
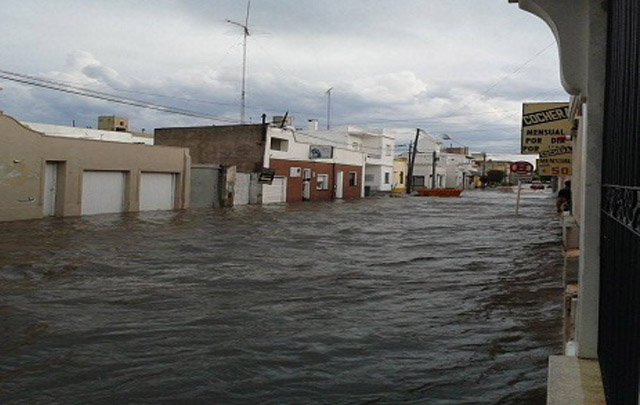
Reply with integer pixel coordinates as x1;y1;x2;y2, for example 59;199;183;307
82;171;126;215
262;176;287;204
140;173;177;211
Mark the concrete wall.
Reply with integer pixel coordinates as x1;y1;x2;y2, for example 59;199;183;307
0;112;190;222
155;124;266;173
269;158;362;202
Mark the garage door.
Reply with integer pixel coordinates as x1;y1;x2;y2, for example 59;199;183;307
262;176;287;204
140;173;176;211
81;171;126;215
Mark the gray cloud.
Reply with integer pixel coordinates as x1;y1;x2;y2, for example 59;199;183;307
0;0;565;153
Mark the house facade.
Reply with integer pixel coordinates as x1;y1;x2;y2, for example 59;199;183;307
0;112;190;222
299;126;395;194
264;126;365;203
410;133;447;189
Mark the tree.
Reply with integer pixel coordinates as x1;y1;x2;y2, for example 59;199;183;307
486;169;505;185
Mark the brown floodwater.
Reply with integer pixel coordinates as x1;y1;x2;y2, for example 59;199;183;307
0;190;563;404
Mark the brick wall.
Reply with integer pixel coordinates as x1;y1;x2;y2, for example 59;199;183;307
269;159;362;202
154;124;266;173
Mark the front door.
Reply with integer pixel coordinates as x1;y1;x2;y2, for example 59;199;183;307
43;162;58;216
302;168;312;200
335;171;344;199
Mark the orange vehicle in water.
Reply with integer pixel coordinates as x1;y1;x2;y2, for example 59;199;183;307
415;188;463;197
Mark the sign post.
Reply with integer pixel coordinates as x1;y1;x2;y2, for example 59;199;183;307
510;161;534;216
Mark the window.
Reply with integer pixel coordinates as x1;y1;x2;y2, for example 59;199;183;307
349;172;358;186
413;176;425;187
385;144;392;156
365;174;375;182
384;172;390;184
270;137;289;151
399;171;404;184
352;142;360;150
316;174;329;190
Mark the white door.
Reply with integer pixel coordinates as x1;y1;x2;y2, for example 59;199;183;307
140;173;176;211
302;168;312;200
263;176;286;204
335;171;344;199
43;162;58;216
81;171;126;215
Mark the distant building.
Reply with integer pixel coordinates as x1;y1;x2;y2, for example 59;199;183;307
393;157;408;193
98;115;129;132
307;126;396;194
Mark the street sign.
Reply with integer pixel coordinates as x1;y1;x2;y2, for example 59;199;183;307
521;102;571;154
521;102;573;177
510;161;534;174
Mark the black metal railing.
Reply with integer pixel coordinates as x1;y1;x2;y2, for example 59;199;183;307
599;0;640;403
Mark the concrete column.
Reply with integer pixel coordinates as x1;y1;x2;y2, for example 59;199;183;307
575;1;606;359
516;0;607;359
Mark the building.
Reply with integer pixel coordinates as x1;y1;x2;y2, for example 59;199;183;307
0;112;190;222
23;120;154;145
442;147;475;189
155;118;365;205
393;157;408;193
304;126;396;194
512;0;638;403
410;133;447;189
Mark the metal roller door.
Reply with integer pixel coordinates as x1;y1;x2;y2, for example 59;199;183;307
81;171;126;215
262;176;286;204
140;173;176;211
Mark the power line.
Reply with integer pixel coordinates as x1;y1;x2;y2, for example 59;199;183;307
0;70;240;123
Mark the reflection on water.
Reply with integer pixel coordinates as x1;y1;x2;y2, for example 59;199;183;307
0;190;562;404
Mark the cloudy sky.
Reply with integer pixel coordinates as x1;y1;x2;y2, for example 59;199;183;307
0;0;567;152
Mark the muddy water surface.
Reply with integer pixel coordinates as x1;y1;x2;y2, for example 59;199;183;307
0;190;563;404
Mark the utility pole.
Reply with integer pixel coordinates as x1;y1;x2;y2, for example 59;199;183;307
407;128;421;194
431;150;438;189
326;87;333;130
406;141;413;194
227;0;252;124
482;152;487;189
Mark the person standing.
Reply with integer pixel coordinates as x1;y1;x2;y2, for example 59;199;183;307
557;180;572;213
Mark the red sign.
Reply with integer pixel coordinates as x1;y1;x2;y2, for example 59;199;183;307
510;161;534;174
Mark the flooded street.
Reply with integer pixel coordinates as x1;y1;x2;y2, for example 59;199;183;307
0;190;563;404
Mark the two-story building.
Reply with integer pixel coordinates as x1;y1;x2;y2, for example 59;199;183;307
301;126;396;195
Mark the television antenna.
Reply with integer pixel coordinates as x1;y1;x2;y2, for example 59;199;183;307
226;0;252;124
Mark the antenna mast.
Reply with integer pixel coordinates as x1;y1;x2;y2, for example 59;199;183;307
226;0;251;124
326;87;333;130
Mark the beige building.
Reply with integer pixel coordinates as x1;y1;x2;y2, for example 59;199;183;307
0;112;191;222
393;157;408;193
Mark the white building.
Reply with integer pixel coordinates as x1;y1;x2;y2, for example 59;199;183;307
409;133;446;189
22;122;154;145
441;150;475;189
298;125;396;194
